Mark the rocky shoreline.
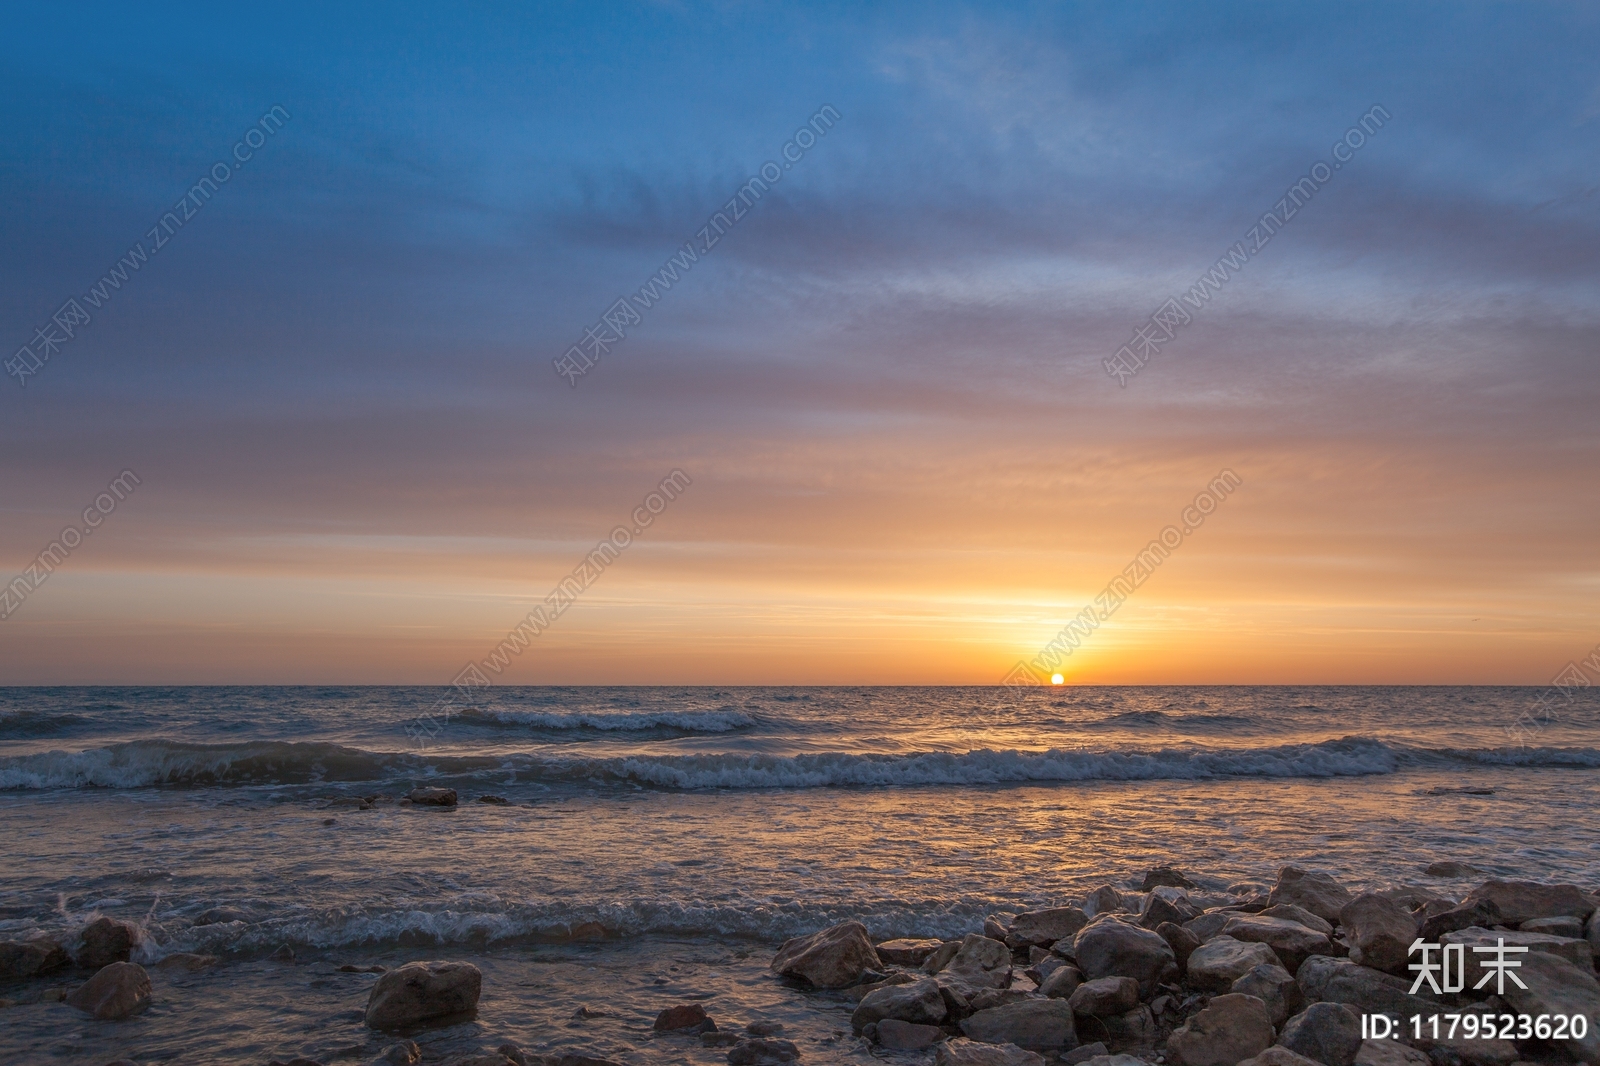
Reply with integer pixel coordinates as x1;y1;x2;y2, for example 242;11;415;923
3;865;1599;1066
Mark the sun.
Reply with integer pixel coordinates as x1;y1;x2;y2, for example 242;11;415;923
1051;673;1064;685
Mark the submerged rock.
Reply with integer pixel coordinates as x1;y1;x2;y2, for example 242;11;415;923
78;917;139;969
364;960;482;1030
727;1037;800;1064
0;936;70;979
65;961;151;1020
653;1002;709;1031
771;921;881;989
153;952;218;972
407;787;458;806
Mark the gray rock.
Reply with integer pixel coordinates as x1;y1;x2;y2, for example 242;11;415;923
65;962;152;1020
877;938;945;966
1259;904;1334;937
1220;915;1332;973
1141;867;1198;891
960;999;1078;1050
1352;1041;1428;1066
1277;1003;1361;1066
0;936;70;979
1024;956;1069;985
1418;898;1502;941
852;977;947;1031
1181;911;1233;942
1010;908;1089;946
727;1038;800;1064
1039;964;1084;999
771;921;882;989
1060;1043;1108;1065
1521;915;1584;938
876;1019;943;1050
942;934;1014;990
923;940;964;974
1240;1050;1323;1066
653;1003;709;1031
1493;949;1600;1064
1231;963;1302;1027
1139;888;1199;930
1165;993;1274;1066
1185;936;1282;992
1462;879;1596;924
1066;976;1138;1018
78;917;139;969
1156;921;1201;970
364;960;482;1030
1424;861;1479;879
1338;894;1415;975
406;787;457;806
1439;925;1594;985
1267;868;1353;924
1082;886;1128;919
935;1038;1047;1066
1072;916;1175;995
1294;957;1438;1020
1096;1005;1155;1053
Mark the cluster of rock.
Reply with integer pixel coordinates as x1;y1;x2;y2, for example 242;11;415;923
770;866;1600;1066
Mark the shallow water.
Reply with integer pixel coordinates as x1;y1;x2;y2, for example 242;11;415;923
2;686;1597;1063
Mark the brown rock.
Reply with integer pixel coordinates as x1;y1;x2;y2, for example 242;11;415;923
1182;911;1233;942
0;936;70;979
1009;908;1088;946
78;917;138;969
65;961;152;1020
1489;950;1600;1064
1258;904;1333;937
876;938;945;966
1220;914;1332;973
1066;976;1138;1017
1039;964;1084;999
1353;1041;1428;1066
1072;916;1175;994
852;977;947;1031
922;939;964;974
1424;860;1479;879
1185;936;1281;992
1157;921;1201;970
364;960;482;1030
153;952;218;972
1277;1002;1361;1066
941;934;1013;990
1267;867;1353;924
1166;993;1274;1066
1081;886;1127;918
727;1037;800;1064
1141;866;1198;891
1338;894;1416;975
771;921;881;989
1522;915;1584;938
876;1018;943;1050
1231;963;1302;1027
1418;897;1502;941
935;1038;1047;1066
960;999;1078;1050
1240;1050;1323;1066
406;786;457;806
1439;925;1595;981
1463;879;1596;924
654;1002;709;1030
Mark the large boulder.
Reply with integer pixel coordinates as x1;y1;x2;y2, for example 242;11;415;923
1260;904;1333;937
1009;908;1088;946
877;939;944;966
1463;880;1595;924
1276;1003;1361;1066
1439;925;1595;987
1081;886;1128;918
1157;921;1201;971
1038;965;1083;999
1098;1005;1157;1053
1221;915;1333;973
935;1039;1047;1066
1418;898;1502;941
1406;1028;1518;1066
1066;976;1138;1018
365;960;482;1030
65;961;152;1020
1071;916;1175;994
771;922;881;989
1141;867;1198;891
1231;963;1302;1027
1267;868;1352;924
1182;911;1233;942
1186;937;1282;992
875;1019;944;1050
1494;949;1600;1064
941;934;1013;990
407;786;457;806
923;940;964;974
78;917;139;969
1166;993;1275;1066
852;978;947;1032
0;935;70;978
959;999;1078;1051
1295;957;1438;1020
654;1003;708;1031
1338;895;1415;976
1522;915;1585;938
1139;888;1200;930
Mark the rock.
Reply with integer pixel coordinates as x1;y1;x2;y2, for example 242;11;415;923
967;988;1038;1013
1186;936;1282;992
727;1038;800;1064
771;921;881;989
1268;868;1353;924
1039;964;1084;999
1182;911;1233;942
703;1032;743;1048
1240;1050;1322;1066
1024;956;1068;984
1165;993;1274;1066
1338;895;1415;976
1082;886;1127;919
448;1055;515;1066
477;795;508;804
1072;916;1175;994
923;940;964;974
1522;915;1584;938
78;917;138;969
941;934;1013;990
1406;1028;1518;1066
364;960;482;1030
877;938;945;966
1010;908;1088;946
849;972;916;1001
376;1042;422;1066
65;962;152;1020
1294;957;1438;1020
960;999;1078;1050
876;1019;944;1050
1060;1043;1108;1065
985;916;1012;941
1231;963;1302;1027
852;977;947;1031
1071;1057;1147;1066
1097;1004;1156;1052
1462;879;1596;924
0;936;70;978
654;1003;709;1031
1157;921;1201;970
1220;915;1332;973
1277;1002;1361;1066
1139;888;1199;930
1424;861;1479;879
1493;949;1600;1064
1418;898;1503;941
1352;1041;1428;1066
1141;867;1198;890
1590;907;1600;956
407;787;458;806
1439;925;1595;984
1066;976;1138;1017
747;1021;784;1036
153;952;218;971
936;1038;1047;1066
1259;904;1334;937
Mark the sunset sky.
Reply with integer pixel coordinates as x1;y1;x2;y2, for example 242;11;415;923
2;2;1597;685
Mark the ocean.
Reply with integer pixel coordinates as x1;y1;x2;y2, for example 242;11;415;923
2;685;1597;1063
